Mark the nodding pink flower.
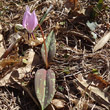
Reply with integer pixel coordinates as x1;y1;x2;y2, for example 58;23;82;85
22;5;38;34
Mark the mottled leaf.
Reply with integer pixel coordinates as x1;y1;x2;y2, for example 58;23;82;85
48;33;56;61
35;69;47;110
41;30;56;65
35;69;56;110
44;69;56;108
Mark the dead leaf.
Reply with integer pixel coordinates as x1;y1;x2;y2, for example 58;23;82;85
24;36;44;47
0;72;12;86
45;104;55;110
0;34;6;58
13;14;20;20
87;73;110;90
75;74;110;109
65;0;78;10
29;37;44;46
0;49;37;86
52;99;65;109
11;49;35;83
0;24;2;30
93;32;110;52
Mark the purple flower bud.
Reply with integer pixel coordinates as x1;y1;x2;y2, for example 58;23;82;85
22;5;38;33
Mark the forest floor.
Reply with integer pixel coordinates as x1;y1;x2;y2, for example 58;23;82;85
0;0;110;110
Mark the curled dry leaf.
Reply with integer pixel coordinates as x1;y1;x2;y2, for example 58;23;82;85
15;24;24;31
75;74;110;109
0;24;2;30
11;49;35;84
87;73;110;90
28;37;44;46
0;72;12;86
93;32;110;52
52;99;65;109
0;49;37;86
0;34;5;58
45;104;55;110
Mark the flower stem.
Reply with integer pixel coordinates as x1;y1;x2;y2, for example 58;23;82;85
28;33;30;40
32;33;35;39
38;24;48;69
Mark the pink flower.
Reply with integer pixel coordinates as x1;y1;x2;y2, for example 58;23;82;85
22;5;38;33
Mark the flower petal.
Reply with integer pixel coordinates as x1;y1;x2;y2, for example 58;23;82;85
32;11;38;29
22;5;38;33
26;5;30;12
26;10;38;32
22;5;31;29
22;11;28;28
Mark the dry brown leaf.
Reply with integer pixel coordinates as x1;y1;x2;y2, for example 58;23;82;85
0;49;37;86
13;14;20;20
0;24;2;30
25;37;44;46
0;72;12;86
93;32;110;52
11;49;35;83
75;74;110;109
52;99;65;109
11;49;40;86
45;104;55;110
0;34;6;58
65;0;78;10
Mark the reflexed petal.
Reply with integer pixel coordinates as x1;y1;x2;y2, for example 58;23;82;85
22;11;28;28
22;5;31;29
26;5;30;12
22;11;31;28
33;11;38;29
26;10;38;32
22;5;38;33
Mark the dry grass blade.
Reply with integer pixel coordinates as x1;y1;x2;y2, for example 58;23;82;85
93;32;110;52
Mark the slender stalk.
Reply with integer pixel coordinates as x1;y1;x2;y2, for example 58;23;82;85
38;24;48;69
32;33;35;39
28;33;30;40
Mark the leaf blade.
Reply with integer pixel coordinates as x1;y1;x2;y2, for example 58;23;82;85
35;69;56;110
44;69;56;109
41;30;56;65
35;69;47;110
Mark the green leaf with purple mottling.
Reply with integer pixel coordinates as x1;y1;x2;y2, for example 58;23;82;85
35;69;55;110
41;30;56;65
